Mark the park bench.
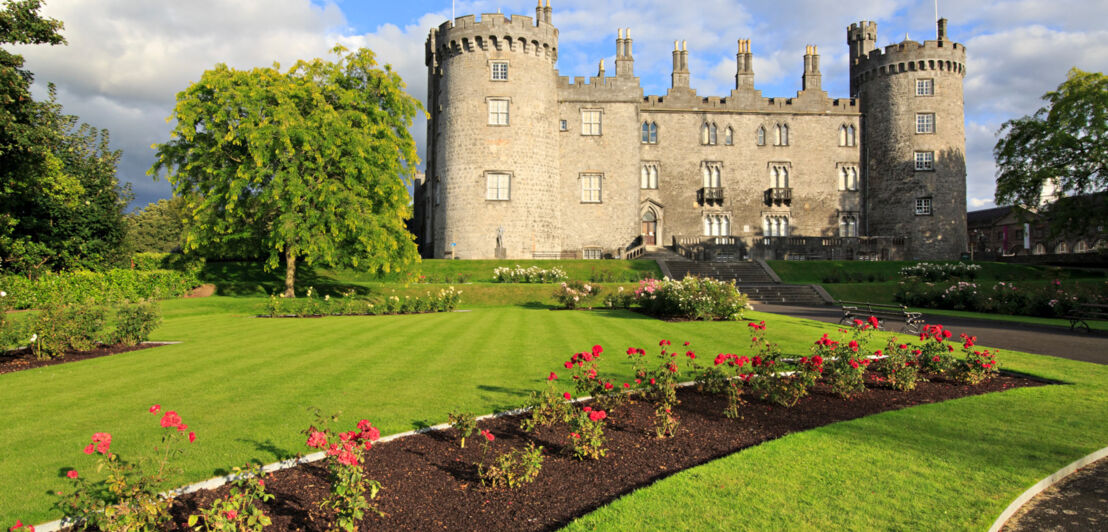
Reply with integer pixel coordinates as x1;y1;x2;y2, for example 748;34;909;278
1065;303;1108;332
836;300;923;334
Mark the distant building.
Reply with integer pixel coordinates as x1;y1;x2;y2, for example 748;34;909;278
412;3;968;260
968;195;1107;260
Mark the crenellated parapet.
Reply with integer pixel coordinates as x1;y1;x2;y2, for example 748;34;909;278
426;12;559;67
849;20;966;96
637;94;858;115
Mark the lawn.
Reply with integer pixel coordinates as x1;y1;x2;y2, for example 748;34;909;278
2;295;1106;528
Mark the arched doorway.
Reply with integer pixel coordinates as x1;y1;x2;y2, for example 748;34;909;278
642;209;658;246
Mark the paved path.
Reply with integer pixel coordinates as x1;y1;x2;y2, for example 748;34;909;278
753;303;1108;365
1002;455;1108;531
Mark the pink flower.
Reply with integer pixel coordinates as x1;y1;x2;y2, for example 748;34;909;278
83;444;94;455
149;404;161;414
357;419;373;432
548;372;558;381
66;470;78;479
160;411;182;429
177;423;188;433
224;510;238;520
362;426;381;442
563;392;571;400
188;432;196;443
306;431;328;449
481;429;494;442
337;451;358;466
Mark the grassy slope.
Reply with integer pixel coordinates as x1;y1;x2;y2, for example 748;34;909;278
2;296;1106;528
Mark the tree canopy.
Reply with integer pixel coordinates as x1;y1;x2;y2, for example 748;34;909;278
1;0;130;275
994;68;1107;234
152;46;423;296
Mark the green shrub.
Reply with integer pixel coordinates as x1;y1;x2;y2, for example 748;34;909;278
632;277;748;320
30;304;107;359
0;269;200;309
553;281;603;309
113;301;161;346
130;253;170;271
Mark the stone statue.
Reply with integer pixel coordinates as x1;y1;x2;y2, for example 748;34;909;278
496;225;504;249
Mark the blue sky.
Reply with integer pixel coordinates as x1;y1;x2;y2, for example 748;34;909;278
12;0;1108;211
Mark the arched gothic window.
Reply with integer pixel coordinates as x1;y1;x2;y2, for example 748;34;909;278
641;121;658;144
724;126;733;146
756;126;766;146
771;165;789;188
763;215;789;237
774;124;789;146
640;163;658;189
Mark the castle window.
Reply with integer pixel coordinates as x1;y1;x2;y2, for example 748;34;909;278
1033;243;1046;255
486;172;510;201
491;61;509;81
914;197;932;216
763;215;789;237
559;119;567;131
1075;240;1089;253
703;214;731;237
580;173;602;203
915;113;935;134
581;109;602;135
641;163;658;189
756;126;766;146
839;125;856;146
724;126;733;146
774;124;789;146
701;123;718;145
839;214;858;237
487;98;509;126
770;165;789;188
702;162;722;188
916;78;933;96
915;151;935;171
1054;241;1068;254
583;247;603;259
839;167;858;191
641;121;658;144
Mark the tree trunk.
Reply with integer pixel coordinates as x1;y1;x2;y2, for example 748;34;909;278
283;249;297;298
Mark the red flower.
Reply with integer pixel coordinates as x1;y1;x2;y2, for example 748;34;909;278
362;426;381;442
337;451;358;466
570;432;580;439
481;429;494;442
636;348;646;356
849;340;860;352
686;351;696;359
177;424;188;433
592;344;603;356
623;383;630;388
850;360;860;369
357;419;373;432
188;432;196;444
306;431;328;449
942;329;952;339
626;347;636;355
634;379;641;384
563;392;572;400
649;378;656;385
224;510;238;520
66;470;78;479
659;339;671;346
868;316;880;328
683;341;690;346
588;410;607;422
604;382;614;390
932;356;941;362
583;406;592;412
91;433;112;454
83;444;94;455
160;411;182;429
149;404;161;414
564;360;573;369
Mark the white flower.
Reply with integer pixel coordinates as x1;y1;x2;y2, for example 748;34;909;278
29;334;37;343
0;291;6;297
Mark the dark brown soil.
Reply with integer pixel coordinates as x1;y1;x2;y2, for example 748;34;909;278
0;343;164;375
167;374;1044;531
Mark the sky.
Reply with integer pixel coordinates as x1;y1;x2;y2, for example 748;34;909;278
11;0;1108;212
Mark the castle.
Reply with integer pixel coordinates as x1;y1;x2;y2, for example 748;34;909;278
411;2;968;261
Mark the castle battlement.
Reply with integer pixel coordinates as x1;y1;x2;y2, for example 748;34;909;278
429;12;559;65
636;93;858;114
848;19;966;94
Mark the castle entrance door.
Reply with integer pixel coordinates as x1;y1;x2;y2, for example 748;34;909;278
642;209;658;246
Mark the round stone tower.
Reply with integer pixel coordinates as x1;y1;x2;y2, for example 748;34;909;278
425;5;561;259
848;19;967;260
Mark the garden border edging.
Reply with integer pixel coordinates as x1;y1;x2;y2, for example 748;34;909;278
987;445;1108;532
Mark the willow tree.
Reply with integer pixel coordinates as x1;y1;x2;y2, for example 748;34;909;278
152;46;422;296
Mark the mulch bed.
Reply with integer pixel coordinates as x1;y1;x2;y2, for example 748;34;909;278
0;343;163;375
166;373;1045;531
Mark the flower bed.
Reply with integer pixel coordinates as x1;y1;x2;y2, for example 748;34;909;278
899;262;982;281
895;279;1108;317
632;277;749;321
493;265;568;283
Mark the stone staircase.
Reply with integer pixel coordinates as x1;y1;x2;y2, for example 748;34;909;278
662;260;828;306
